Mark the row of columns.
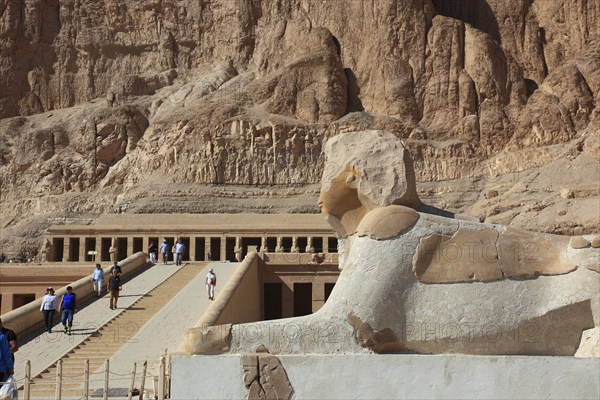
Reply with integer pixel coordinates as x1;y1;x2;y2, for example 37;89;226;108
51;234;338;263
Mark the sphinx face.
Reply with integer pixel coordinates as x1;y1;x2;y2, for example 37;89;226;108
318;165;367;238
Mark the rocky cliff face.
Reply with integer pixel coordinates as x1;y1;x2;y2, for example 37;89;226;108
0;0;598;258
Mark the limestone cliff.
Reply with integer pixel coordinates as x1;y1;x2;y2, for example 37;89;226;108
0;0;598;258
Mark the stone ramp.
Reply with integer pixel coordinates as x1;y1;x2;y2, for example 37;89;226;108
24;264;205;398
92;262;240;394
14;263;186;382
11;261;239;399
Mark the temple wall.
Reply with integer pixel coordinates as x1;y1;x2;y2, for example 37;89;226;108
214;254;263;326
171;354;600;399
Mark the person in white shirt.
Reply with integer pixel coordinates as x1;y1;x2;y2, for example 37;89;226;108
160;239;169;264
39;287;58;333
174;239;185;266
205;268;217;300
91;264;104;297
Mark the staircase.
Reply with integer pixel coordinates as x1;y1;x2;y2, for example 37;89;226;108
24;263;205;399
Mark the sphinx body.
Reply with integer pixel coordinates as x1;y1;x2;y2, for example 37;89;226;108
221;207;599;356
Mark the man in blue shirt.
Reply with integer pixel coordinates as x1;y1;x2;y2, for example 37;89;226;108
160;239;169;264
0;329;14;389
59;286;78;335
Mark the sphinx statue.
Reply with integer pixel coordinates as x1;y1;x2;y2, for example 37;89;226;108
186;130;599;356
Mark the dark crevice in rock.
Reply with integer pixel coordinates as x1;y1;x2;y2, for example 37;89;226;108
431;0;501;44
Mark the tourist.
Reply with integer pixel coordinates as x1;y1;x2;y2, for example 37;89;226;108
109;262;122;276
0;319;17;363
39;287;58;333
0;329;14;390
148;241;158;265
174;239;185;266
160;239;169;264
107;269;122;310
91;264;104;297
59;286;78;335
206;268;217;300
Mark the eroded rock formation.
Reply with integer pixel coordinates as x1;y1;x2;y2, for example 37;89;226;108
0;1;599;257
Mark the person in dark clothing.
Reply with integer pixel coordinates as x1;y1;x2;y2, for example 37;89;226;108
107;269;122;310
148;241;158;265
0;318;17;363
109;263;122;276
0;330;14;389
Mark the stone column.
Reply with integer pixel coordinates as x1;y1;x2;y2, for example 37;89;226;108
323;236;329;253
190;236;197;261
143;236;149;254
282;280;294;318
291;237;299;253
63;238;70;262
127;237;134;258
205;237;212;261
312;280;326;312
78;237;86;262
220;236;226;262
95;237;102;263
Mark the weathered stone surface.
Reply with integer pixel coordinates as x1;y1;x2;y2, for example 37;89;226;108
317;131;422;238
575;327;600;358
347;313;407;354
413;229;503;283
184;323;231;355
321;130;422;209
414;227;580;283
592;236;600;248
356;205;419;240
570;236;591;249
498;227;576;278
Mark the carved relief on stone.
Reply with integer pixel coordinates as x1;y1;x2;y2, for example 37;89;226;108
275;237;283;253
40;239;51;263
260;237;267;253
109;237;117;263
186;122;326;186
241;353;294;400
305;237;314;253
290;237;299;253
234;237;242;262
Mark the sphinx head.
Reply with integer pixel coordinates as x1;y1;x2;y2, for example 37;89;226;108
319;130;421;237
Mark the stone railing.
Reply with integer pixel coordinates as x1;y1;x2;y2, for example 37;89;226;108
0;252;148;337
183;253;262;354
